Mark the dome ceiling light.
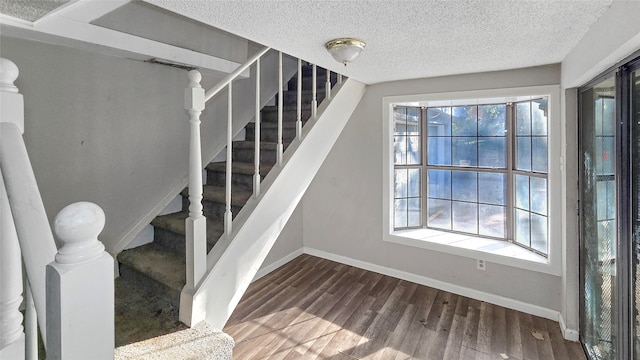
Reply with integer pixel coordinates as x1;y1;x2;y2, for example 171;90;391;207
325;38;366;66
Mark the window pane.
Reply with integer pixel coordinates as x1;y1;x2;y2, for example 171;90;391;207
479;204;505;238
407;107;420;132
516;102;531;135
393;107;407;134
407;135;421;165
597;179;616;220
515;175;530;210
452;171;477;202
478;104;506;136
531;213;548;253
394;135;406;165
452;106;477;136
428;199;451;230
394;169;407;198
530;177;547;215
427;136;451;166
515;209;530;247
478;172;506;205
428;170;451;199
408;168;420;198
596;136;615;175
532;137;548;173
478;137;506;168
427;108;451;136
516;137;532;171
408;198;421;227
532;99;548;136
452;137;477;167
394;199;407;228
453;201;478;233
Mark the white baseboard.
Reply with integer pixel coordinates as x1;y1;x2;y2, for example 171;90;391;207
303;247;560;323
252;248;304;282
558;313;580;341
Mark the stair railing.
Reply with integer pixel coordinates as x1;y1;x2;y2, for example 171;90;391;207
0;58;113;360
181;47;341;325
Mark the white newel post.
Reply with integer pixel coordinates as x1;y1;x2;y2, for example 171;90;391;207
180;70;207;326
0;171;25;360
46;202;113;360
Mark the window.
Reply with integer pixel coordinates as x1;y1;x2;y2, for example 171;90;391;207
394;100;549;256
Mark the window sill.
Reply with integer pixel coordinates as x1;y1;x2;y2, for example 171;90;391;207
384;228;559;276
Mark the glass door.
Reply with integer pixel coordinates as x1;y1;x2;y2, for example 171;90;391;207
632;67;640;359
580;77;617;360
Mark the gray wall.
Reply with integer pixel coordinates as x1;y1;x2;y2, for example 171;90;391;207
0;35;290;253
301;64;563;311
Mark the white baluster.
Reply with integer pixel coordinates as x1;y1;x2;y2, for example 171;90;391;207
296;59;302;140
277;52;284;166
0;57;55;346
326;69;331;100
47;202;113;360
311;64;317;119
253;58;261;198
225;83;233;235
181;70;207;326
25;283;36;360
338;73;343;85
0;170;24;359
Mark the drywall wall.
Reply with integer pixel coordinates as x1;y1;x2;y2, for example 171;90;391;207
303;64;564;313
562;0;640;88
0;35;291;253
559;0;640;338
256;203;303;277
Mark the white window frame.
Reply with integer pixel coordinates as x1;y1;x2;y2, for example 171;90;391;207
382;85;561;276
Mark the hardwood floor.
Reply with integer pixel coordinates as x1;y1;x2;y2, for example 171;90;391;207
224;254;586;360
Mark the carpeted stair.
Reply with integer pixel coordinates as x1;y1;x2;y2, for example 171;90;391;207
114;64;337;357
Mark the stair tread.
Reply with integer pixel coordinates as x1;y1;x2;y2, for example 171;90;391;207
202;185;252;205
151;211;224;237
118;243;185;293
245;121;300;129
206;161;273;175
233;140;279;150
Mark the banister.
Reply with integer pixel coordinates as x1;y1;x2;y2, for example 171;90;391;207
0;58;56;346
205;46;271;102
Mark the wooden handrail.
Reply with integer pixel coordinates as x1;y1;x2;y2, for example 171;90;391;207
204;46;271;102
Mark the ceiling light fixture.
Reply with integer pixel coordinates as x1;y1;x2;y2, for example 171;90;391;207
325;38;366;66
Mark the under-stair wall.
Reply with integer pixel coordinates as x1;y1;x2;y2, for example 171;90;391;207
0;36;291;255
194;78;367;328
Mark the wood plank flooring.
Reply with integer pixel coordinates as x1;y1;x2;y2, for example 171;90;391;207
224;254;586;360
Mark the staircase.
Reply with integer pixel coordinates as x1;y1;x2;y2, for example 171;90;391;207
114;64;336;348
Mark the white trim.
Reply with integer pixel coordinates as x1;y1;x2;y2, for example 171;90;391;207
382;85;562;276
559;313;579;342
303;247;559;322
252;248;304;282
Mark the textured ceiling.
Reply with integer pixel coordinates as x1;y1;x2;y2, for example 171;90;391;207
149;0;613;84
0;0;70;22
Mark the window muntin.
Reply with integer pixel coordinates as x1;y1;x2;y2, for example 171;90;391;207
393;99;549;256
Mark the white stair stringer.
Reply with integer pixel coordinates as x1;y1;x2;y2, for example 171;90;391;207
190;78;366;329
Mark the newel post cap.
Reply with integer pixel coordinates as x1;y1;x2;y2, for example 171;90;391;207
54;202;106;265
0;58;19;93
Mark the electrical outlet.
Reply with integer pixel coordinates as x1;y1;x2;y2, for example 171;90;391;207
477;259;486;271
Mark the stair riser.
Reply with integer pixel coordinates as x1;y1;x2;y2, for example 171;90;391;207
203;201;243;220
246;126;297;143
154;227;186;254
206;169;255;192
279;92;324;107
118;262;181;312
261;109;311;123
232;147;278;165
